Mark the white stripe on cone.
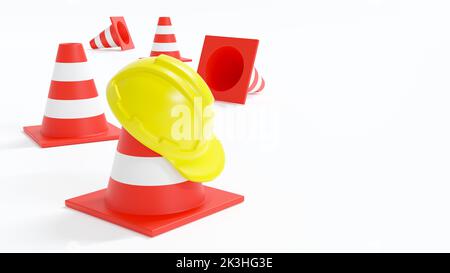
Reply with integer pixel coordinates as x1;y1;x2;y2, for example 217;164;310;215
151;42;179;52
44;97;104;119
92;26;118;49
249;77;263;93
110;152;187;186
156;25;174;35
52;62;93;82
104;26;118;48
94;36;102;49
248;68;264;94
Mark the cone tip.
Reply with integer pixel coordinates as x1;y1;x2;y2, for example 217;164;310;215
158;17;172;26
56;43;87;63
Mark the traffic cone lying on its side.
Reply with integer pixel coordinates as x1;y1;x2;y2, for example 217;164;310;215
66;128;244;237
247;67;265;94
197;35;265;104
150;17;191;62
23;43;120;148
90;17;134;51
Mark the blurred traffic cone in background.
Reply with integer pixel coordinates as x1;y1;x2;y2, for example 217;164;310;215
150;17;191;62
247;67;265;94
90;17;134;51
66;128;243;237
23;43;120;148
197;35;264;104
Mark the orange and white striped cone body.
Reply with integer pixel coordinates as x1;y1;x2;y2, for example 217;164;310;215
23;43;120;147
150;17;191;62
90;17;134;51
247;68;265;94
105;129;205;215
66;127;243;237
41;43;109;138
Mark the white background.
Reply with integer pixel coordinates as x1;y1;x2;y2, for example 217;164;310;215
1;0;450;252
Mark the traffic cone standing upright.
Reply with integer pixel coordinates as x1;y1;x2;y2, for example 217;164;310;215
23;43;120;148
106;128;206;216
150;17;191;62
90;17;134;51
66;128;243;237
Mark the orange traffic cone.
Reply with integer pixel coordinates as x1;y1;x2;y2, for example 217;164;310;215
66;128;244;237
247;68;265;94
150;17;191;62
197;35;264;104
106;129;206;215
23;43;120;148
90;17;134;51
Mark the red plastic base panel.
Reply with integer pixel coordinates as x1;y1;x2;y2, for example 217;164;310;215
23;123;120;148
65;186;244;237
110;17;134;51
197;36;259;104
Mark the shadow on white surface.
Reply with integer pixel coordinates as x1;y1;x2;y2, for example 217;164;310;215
0;134;37;151
39;209;136;250
87;48;125;53
0;170;143;250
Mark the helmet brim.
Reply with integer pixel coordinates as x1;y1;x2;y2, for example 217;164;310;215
166;137;225;182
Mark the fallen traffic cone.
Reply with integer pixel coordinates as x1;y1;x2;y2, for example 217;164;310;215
23;43;120;148
247;67;265;94
66;128;244;237
90;17;134;51
149;17;191;62
197;35;265;104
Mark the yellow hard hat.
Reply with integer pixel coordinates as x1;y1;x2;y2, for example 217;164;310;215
106;55;225;182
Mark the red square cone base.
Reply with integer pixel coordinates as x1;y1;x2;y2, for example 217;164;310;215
23;123;120;148
65;186;244;237
197;35;259;104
